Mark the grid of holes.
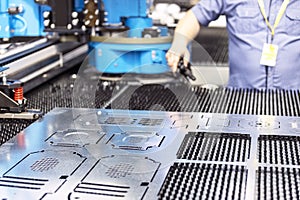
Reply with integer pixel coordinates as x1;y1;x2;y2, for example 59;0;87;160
105;163;135;178
30;157;59;172
256;166;300;200
177;132;251;162
109;86;300;116
258;135;300;165
158;163;247;200
0;119;33;146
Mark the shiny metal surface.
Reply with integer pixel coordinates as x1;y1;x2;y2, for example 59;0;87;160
1;108;300;199
90;36;173;44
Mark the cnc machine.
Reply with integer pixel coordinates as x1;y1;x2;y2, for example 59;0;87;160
2;1;297;200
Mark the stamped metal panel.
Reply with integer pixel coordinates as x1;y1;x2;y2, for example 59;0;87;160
45;129;105;147
72;155;160;200
1;108;300;199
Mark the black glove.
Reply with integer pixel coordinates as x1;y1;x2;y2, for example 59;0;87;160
177;57;196;81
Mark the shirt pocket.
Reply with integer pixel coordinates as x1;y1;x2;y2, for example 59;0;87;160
285;8;300;36
234;6;262;34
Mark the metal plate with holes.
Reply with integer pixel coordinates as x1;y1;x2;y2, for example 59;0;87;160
177;132;251;162
0;150;86;199
1;108;300;199
256;166;300;199
72;155;160;200
158;163;247;200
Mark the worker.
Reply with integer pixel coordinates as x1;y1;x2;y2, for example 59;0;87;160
166;0;300;89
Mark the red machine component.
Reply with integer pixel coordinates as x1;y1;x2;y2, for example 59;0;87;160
14;87;24;102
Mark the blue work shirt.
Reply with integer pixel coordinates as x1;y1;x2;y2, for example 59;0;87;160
192;0;300;89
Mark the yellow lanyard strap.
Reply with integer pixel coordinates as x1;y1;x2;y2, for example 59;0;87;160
258;0;290;37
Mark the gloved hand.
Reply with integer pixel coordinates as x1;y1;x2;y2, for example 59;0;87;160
165;33;191;73
166;47;190;72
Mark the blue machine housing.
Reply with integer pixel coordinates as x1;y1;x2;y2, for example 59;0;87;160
101;0;148;25
89;39;171;74
90;0;172;74
0;0;51;39
0;0;85;39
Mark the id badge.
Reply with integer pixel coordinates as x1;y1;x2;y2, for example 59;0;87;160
260;43;278;67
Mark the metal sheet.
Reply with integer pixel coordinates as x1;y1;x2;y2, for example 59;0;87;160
1;108;300;199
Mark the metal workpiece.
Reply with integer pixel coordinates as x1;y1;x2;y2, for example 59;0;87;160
0;108;179;200
2;108;300;199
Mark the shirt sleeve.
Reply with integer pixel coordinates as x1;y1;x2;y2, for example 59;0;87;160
191;0;225;26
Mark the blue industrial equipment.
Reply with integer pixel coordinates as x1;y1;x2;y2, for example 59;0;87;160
89;37;171;74
89;0;172;74
0;0;89;40
0;0;172;74
0;0;88;118
0;0;50;40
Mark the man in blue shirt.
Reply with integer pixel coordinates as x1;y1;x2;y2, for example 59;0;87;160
166;0;300;89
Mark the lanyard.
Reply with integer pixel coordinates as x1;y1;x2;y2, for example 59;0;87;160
257;0;290;38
